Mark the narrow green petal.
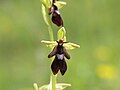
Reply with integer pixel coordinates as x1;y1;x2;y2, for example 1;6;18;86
54;1;67;9
64;42;80;50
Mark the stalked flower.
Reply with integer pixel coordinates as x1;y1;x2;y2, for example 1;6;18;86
41;27;80;75
48;39;70;75
49;4;63;27
41;0;66;27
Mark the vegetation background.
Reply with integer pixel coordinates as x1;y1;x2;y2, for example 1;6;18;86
0;0;120;90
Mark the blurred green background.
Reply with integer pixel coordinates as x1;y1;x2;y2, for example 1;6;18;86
0;0;120;90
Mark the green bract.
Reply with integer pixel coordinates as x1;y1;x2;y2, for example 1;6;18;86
41;0;53;26
41;27;80;50
42;4;52;26
41;0;52;8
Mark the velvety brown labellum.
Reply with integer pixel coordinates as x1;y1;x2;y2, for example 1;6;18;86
49;4;63;27
51;56;67;75
52;11;63;27
48;40;70;75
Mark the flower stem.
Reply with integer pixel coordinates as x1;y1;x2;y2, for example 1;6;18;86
50;73;57;90
48;26;54;41
42;2;56;89
48;25;56;90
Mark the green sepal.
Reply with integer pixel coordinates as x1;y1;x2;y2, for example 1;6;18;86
41;40;57;48
63;36;67;42
57;27;66;41
64;42;80;50
54;1;67;9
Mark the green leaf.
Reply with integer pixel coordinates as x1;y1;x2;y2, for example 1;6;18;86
57;27;66;40
56;83;71;90
39;83;71;90
64;42;80;50
39;85;49;90
41;40;57;48
34;83;71;90
54;1;67;9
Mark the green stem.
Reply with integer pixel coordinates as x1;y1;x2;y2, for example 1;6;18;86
48;26;54;41
48;21;56;90
42;3;56;90
50;73;57;90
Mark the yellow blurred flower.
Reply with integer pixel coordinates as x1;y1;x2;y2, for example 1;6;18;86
96;64;117;80
94;46;111;61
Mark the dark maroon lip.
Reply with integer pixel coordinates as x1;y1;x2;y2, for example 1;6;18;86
48;39;70;75
49;2;64;27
